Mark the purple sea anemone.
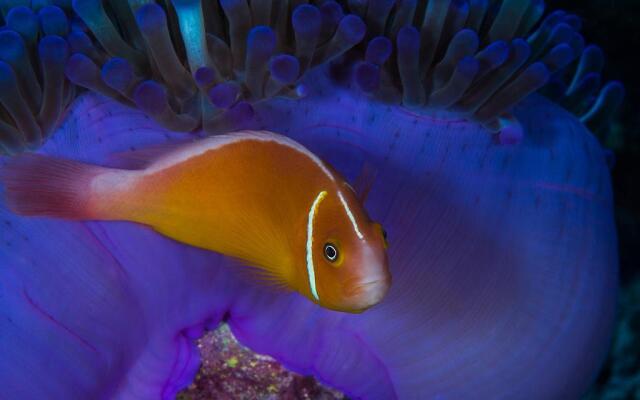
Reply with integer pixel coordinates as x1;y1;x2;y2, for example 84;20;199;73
0;1;624;399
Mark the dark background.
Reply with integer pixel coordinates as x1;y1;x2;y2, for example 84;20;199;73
554;0;640;281
552;1;640;397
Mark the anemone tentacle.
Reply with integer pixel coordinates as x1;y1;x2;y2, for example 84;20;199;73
543;44;625;142
0;14;73;154
0;0;624;154
343;1;585;133
64;0;368;134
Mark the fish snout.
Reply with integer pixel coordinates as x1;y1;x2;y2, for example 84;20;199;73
337;241;391;312
343;274;391;310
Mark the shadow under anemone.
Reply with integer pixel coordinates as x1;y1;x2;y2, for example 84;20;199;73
0;1;621;399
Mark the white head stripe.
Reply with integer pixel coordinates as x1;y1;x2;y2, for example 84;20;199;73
306;190;327;301
338;191;364;240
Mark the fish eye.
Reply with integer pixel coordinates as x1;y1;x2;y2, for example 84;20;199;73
382;229;388;240
324;243;339;262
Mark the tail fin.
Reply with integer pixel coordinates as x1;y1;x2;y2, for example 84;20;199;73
0;154;107;219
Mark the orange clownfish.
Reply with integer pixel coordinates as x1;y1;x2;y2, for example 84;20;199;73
1;131;391;313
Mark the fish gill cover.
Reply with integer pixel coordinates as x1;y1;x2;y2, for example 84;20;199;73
0;0;624;399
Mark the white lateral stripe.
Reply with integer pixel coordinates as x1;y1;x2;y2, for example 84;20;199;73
306;190;327;301
338;191;364;240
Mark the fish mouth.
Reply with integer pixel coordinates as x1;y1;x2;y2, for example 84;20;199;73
353;279;389;292
343;276;391;309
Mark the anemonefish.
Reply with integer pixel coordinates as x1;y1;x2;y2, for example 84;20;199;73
0;130;391;313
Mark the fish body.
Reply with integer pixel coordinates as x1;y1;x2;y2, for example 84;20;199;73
1;131;390;312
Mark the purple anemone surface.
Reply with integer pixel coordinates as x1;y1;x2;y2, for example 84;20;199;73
0;1;622;399
1;78;618;399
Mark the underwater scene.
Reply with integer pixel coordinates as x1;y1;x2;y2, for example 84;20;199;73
0;0;637;399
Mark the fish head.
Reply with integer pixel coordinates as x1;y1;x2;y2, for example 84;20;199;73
304;187;391;313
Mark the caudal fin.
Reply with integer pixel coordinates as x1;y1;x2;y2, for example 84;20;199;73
0;154;107;219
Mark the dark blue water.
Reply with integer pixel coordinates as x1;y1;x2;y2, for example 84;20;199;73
556;1;640;398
